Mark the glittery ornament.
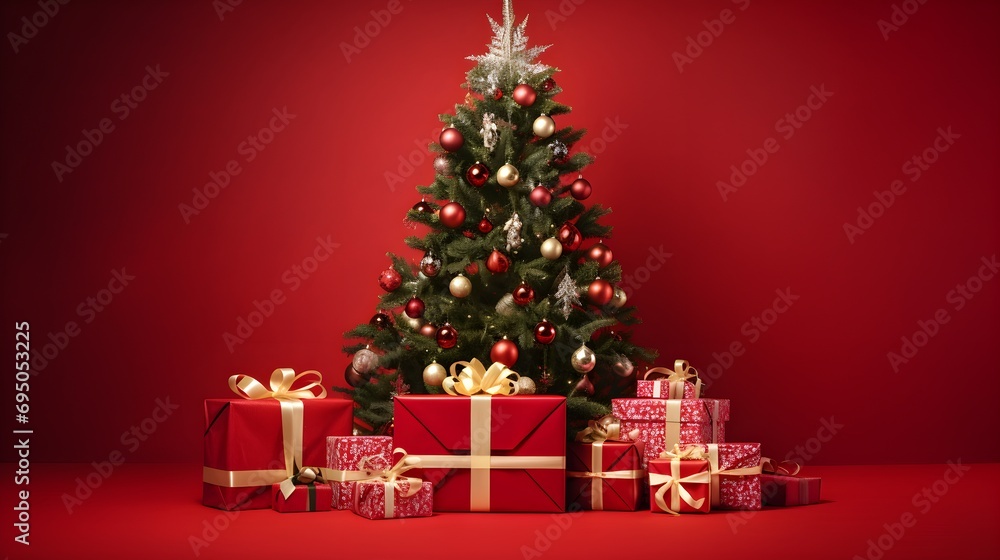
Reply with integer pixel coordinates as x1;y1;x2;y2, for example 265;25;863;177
517;377;537;395
541;77;556;92
378;268;402;292
433;156;452;175
352;348;379;375
554;268;581;319
502;212;523;252
549;140;569;163
466;0;551;95
420;252;441;277
481;112;499;152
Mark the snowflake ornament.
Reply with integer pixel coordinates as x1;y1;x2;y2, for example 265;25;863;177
554;267;581;319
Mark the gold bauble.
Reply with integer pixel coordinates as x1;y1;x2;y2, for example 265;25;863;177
449;274;472;298
422;361;447;386
497;163;520;188
571;344;597;373
609;287;627;309
540;237;563;260
516;377;537;395
532;115;555;138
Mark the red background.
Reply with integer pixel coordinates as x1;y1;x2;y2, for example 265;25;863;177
2;0;999;470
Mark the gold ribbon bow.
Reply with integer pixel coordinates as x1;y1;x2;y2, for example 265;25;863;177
278;465;328;499
760;457;802;477
442;359;520;396
660;443;709;461
203;369;327;490
644;359;702;399
574;414;639;443
354;448;423;518
650;448;711;515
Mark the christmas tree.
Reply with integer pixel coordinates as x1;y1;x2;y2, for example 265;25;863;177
340;0;657;433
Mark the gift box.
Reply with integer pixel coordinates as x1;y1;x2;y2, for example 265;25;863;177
202;369;353;511
648;454;711;514
326;436;394;510
611;398;729;467
635;360;702;399
271;482;333;513
677;443;762;510
566;440;645;511
393;393;566;512
762;474;821;506
352;479;434;520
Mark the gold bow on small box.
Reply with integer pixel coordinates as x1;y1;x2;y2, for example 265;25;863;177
278;465;328;499
353;448;424;518
574;414;639;443
442;358;520;397
568;414;645;511
650;444;712;515
643;359;703;399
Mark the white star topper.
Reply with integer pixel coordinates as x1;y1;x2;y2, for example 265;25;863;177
467;0;551;94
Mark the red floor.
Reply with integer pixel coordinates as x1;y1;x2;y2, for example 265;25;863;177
2;463;998;559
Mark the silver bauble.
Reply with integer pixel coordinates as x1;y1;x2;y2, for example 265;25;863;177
571;344;597;373
352;348;379;375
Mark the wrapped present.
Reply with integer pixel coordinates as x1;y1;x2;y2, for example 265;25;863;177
393;359;566;512
351;448;432;520
760;458;820;506
202;369;353;511
271;467;333;513
636;360;702;399
648;446;711;514
611;398;729;467
668;443;762;510
326;436;394;510
567;416;645;511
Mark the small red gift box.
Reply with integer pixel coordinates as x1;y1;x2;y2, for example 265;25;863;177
202;369;353;511
271;482;333;513
677;443;762;510
648;455;711;514
635;360;702;399
326;436;394;510
393;393;566;512
567;440;645;511
611;398;729;467
762;474;821;506
352;479;433;520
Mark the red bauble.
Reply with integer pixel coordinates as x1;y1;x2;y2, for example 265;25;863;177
412;199;433;213
378;268;402;292
370;313;391;330
513;84;537;107
486;249;511;274
419;323;437;338
466;162;490;187
574;375;595;395
534;320;557;345
529;185;552;208
465;262;480;275
557;223;583;252
541;78;556;92
439;127;464;152
478;216;494;233
490;337;519;366
345;364;368;388
493;88;504;100
439;202;466;228
570;176;592;200
405;297;425;318
436;323;458;349
588;278;614;306
587;242;613;268
512;283;535;306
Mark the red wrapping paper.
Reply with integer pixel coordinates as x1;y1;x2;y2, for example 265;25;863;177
325;436;394;510
202;398;353;510
611;398;729;467
566;441;645;511
351;479;433;520
685;442;762;510
648;458;711;514
393;394;566;512
762;474;822;506
271;483;333;513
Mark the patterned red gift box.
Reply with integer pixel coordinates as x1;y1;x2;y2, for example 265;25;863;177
611;398;729;467
566;440;645;511
202;370;353;511
393;394;566;512
271;482;333;513
635;360;702;399
326;436;394;510
648;456;711;514
681;443;762;510
762;474;821;506
352;479;433;520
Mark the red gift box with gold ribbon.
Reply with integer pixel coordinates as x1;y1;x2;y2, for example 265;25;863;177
202;369;353;511
393;359;566;512
648;448;712;514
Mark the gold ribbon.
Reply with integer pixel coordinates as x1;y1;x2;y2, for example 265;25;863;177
278;465;328;500
203;369;327;489
706;444;763;507
650;454;711;515
566;442;645;510
353;448;423;518
663;400;682;450
761;457;802;477
644;359;702;399
574;414;639;443
442;359;520;396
